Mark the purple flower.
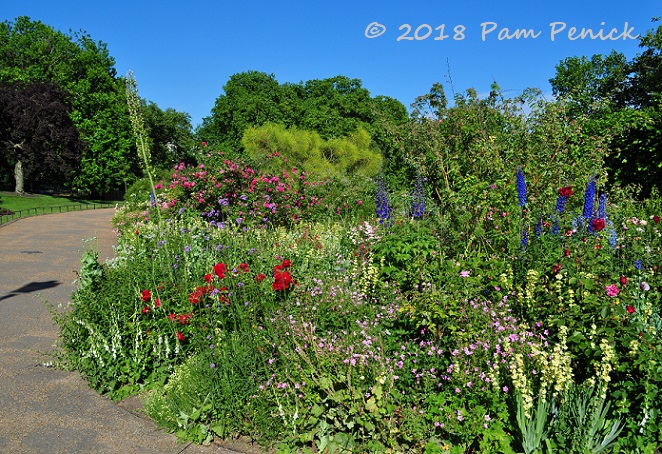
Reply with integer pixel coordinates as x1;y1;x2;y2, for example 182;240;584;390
516;167;527;207
411;172;425;218
376;176;393;226
582;176;596;220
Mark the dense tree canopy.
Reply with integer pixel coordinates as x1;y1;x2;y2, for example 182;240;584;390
197;71;409;163
143;101;196;167
0;17;194;197
0;16;136;195
549;18;662;197
0;81;84;194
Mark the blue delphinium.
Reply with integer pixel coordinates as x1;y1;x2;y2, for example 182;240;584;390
521;229;529;247
516;167;527;208
598;193;607;218
535;217;543;238
376;176;393;226
607;219;617;248
635;259;642;270
582;176;596;220
411;172;426;218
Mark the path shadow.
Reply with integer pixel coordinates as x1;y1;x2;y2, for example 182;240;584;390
0;280;61;302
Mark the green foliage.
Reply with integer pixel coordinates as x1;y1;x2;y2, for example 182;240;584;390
143;101;196;168
0;17;137;196
549;17;662;198
242;123;381;178
197;71;407;161
371;219;442;292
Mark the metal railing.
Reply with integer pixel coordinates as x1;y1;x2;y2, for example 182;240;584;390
0;203;119;226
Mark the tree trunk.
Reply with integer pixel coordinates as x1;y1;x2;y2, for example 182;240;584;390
14;160;25;195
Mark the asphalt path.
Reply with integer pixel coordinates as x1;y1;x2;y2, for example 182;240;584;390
0;209;258;454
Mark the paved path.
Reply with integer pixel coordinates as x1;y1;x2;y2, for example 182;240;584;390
0;209;259;454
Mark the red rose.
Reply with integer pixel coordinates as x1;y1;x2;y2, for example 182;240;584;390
239;263;250;273
142;305;150;314
273;269;292;291
558;186;573;198
654;215;660;224
281;259;291;269
592;218;606;232
203;273;213;283
141;289;151;302
620;276;627;286
255;273;266;283
213;263;226;279
626;305;635;314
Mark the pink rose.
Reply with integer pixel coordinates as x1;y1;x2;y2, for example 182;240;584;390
606;284;619;297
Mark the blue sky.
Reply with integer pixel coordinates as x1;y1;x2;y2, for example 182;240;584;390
4;1;658;128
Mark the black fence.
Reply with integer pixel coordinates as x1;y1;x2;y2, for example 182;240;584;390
0;203;118;226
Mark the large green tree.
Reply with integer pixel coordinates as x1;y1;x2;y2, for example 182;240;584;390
143;101;196;167
549;18;662;197
197;71;408;162
0;16;137;196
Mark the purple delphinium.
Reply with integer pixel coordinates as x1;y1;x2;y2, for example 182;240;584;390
516;167;527;208
411;173;425;218
582;176;596;220
376;176;393;226
535;217;543;238
521;229;529;247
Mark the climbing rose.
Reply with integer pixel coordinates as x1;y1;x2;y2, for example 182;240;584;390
558;186;573;198
592;218;606;232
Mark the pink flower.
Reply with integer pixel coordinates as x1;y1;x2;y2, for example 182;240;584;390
460;270;470;278
606;284;619;297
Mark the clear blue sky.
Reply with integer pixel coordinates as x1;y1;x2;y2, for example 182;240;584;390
4;1;659;128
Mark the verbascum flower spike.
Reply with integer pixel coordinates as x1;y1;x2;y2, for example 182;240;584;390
516;167;527;208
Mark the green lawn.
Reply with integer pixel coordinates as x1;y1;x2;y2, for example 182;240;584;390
0;192;121;222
